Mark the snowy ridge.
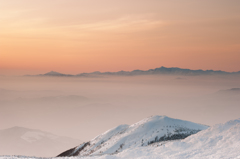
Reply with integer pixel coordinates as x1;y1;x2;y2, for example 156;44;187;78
104;118;240;159
0;127;81;157
58;115;208;157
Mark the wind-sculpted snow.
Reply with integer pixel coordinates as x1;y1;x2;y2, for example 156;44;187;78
58;116;208;157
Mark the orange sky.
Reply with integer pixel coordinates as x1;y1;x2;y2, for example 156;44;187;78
0;0;240;75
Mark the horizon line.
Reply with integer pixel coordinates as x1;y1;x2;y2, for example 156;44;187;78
22;66;240;77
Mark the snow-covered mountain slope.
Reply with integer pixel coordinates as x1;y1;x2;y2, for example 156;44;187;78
81;117;239;159
1;118;239;159
58;115;208;157
0;127;82;157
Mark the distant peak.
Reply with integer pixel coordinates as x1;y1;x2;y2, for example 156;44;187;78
49;71;57;73
230;88;240;91
44;71;62;75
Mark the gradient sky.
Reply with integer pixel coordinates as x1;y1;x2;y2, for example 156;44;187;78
1;0;240;75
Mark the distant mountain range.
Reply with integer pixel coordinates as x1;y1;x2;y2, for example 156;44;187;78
0;127;82;157
25;67;240;77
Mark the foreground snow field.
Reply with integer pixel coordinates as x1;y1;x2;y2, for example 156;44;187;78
0;118;240;159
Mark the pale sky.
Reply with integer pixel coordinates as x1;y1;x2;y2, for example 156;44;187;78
0;0;240;75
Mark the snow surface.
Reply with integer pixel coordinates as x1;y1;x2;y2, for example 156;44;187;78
1;117;240;159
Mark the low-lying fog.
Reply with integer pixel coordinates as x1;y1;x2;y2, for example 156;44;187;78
0;75;240;141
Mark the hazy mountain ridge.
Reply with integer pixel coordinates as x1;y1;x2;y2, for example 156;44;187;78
212;88;240;100
58;116;208;157
42;71;74;77
26;66;240;77
217;88;240;94
0;127;82;157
